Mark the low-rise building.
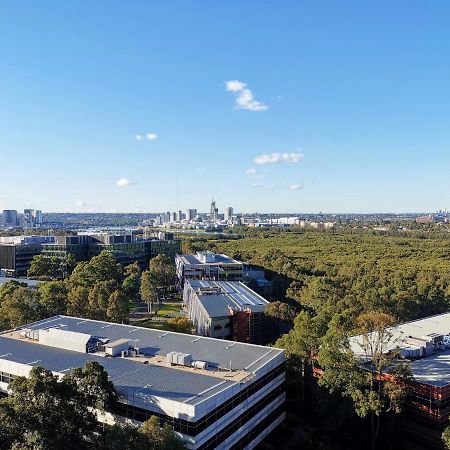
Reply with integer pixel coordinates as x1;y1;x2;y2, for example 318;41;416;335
349;313;450;449
0;315;285;450
42;232;181;268
176;252;243;287
0;236;55;276
183;280;272;345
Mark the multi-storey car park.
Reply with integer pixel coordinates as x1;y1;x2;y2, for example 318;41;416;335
0;315;285;450
349;312;450;449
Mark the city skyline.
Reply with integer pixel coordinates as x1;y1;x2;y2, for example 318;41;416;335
1;2;450;213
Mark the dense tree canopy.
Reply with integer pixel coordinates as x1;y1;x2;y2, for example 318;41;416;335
0;362;183;450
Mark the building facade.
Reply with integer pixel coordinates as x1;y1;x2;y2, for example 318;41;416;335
183;280;272;345
0;236;56;276
176;252;243;287
0;315;285;450
42;232;181;268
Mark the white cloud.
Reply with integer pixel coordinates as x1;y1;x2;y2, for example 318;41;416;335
225;80;248;92
146;133;158;140
134;134;143;141
289;184;303;190
245;168;258;175
74;200;87;207
254;152;304;165
116;177;136;187
225;80;268;112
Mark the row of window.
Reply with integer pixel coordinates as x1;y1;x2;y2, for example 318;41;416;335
114;363;285;436
197;385;285;450
0;371;18;384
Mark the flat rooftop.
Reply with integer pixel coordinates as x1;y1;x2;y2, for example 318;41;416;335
350;312;450;387
0;335;234;406
177;253;242;266
187;280;269;316
12;315;281;373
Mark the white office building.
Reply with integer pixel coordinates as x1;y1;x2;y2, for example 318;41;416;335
0;315;285;450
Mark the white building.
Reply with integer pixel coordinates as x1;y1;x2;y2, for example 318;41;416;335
0;316;285;450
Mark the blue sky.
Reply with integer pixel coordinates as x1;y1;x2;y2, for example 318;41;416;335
1;1;450;213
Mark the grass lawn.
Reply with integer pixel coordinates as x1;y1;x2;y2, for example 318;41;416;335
129;317;168;330
153;303;182;317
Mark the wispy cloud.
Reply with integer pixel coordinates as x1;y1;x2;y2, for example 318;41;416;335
252;183;303;191
245;168;266;180
254;152;304;165
134;132;158;141
225;80;268;112
116;177;136;187
74;200;87;207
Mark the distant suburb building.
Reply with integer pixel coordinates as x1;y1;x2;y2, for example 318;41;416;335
183;280;272;345
0;236;55;277
0;315;285;450
176;252;243;287
42;232;181;268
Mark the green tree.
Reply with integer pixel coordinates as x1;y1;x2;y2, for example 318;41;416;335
88;281;115;320
65;360;116;411
318;311;412;450
0;366;99;450
122;262;142;298
66;286;90;317
443;424;450;449
165;317;192;334
28;254;63;279
265;301;297;321
102;417;184;450
148;255;175;294
69;251;123;289
140;416;184;449
0;287;40;329
107;290;130;324
0;280;28;300
38;280;68;316
140;270;158;313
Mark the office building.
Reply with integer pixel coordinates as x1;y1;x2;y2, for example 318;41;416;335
23;209;43;228
349;312;450;448
0;236;56;276
2;210;18;228
183;280;272;345
186;209;197;221
42;232;181;268
0;315;285;450
176;252;243;287
224;207;233;222
210;200;218;222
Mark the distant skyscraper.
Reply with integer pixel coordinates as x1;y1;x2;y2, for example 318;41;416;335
2;210;18;227
210;199;218;222
35;210;43;227
225;207;234;221
186;209;197;221
24;209;34;227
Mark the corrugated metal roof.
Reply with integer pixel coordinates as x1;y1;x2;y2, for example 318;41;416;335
187;280;269;316
0;336;234;406
18;315;281;373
